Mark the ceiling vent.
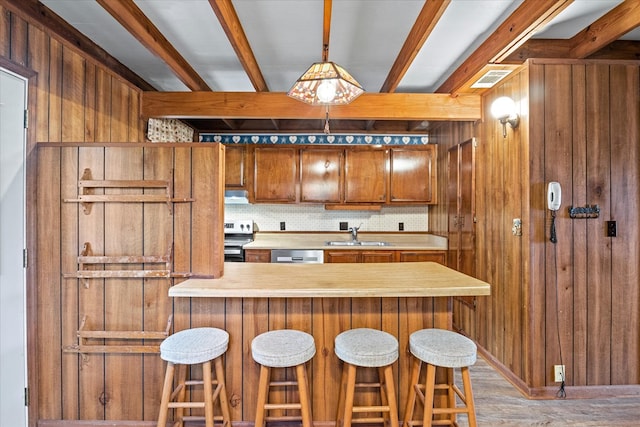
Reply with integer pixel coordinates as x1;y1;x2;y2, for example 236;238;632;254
470;70;513;88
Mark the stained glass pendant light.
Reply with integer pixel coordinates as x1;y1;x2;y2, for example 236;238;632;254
288;46;364;105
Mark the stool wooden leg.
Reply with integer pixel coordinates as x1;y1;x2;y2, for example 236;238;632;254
336;361;348;427
381;365;399;427
255;365;271;427
175;363;188;427
445;367;455;425
342;364;357;427
402;357;421;427
421;364;436;427
214;356;232;427
157;362;175;427
461;367;477;427
296;364;313;427
202;360;215;427
378;367;389;425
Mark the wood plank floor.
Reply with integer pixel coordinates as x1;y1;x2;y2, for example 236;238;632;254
451;357;640;426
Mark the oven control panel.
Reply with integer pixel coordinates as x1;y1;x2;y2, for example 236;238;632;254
224;220;254;234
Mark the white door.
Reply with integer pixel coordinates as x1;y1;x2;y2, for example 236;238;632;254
0;68;28;426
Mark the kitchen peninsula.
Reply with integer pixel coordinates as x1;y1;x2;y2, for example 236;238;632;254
169;261;488;298
169;262;490;422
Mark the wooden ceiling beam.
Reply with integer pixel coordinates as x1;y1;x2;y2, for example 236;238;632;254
141;92;480;121
323;0;332;60
380;0;450;93
96;0;211;91
568;0;640;58
437;0;572;95
209;0;269;92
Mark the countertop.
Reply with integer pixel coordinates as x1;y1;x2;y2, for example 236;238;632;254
243;232;447;250
169;262;490;298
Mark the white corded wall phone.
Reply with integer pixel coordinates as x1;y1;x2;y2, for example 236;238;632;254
547;182;561;243
547;182;561;211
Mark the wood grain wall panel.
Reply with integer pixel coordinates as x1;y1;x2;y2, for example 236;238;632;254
570;64;589;387
48;38;63;141
9;10;27;66
27;23;49;143
609;64;640;385
77;147;107;420
142;147;174;421
36;147;63;420
527;62;547;390
584;63;613;386
0;7;9;57
542;64;574;388
104;147;145;420
60;146;80;422
500;72;525;380
438;61;639;396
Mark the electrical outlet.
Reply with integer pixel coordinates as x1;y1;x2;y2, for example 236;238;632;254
554;365;565;382
339;222;348;231
280;221;286;231
399;222;404;231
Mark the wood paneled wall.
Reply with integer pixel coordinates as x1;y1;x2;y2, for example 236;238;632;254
36;143;224;424
431;60;640;398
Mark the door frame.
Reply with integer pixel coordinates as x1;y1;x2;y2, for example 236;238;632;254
1;56;38;427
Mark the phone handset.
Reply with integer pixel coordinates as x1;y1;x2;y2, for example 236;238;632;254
547;182;561;243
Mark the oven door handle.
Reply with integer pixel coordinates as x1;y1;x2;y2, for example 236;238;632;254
224;248;243;255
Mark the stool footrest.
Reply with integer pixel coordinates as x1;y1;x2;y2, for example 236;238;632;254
266;415;304;422
355;381;382;388
349;417;387;424
264;403;302;410
269;380;299;387
352;405;391;413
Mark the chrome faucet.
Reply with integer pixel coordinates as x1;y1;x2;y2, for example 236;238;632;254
349;224;362;241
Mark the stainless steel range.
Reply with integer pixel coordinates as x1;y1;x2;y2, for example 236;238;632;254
223;220;254;262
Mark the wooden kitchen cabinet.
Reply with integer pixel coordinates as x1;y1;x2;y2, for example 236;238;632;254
344;149;388;203
325;250;443;264
397;250;445;264
325;250;395;263
248;145;436;206
448;138;476;310
225;144;247;188
253;147;298;202
300;148;343;202
389;146;437;203
244;249;271;263
447;138;475;276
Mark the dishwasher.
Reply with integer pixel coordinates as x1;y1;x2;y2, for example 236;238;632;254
271;249;324;264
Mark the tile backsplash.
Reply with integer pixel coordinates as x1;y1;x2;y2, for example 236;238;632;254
225;204;428;232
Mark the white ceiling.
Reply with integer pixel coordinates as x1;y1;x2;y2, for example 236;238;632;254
36;0;640;132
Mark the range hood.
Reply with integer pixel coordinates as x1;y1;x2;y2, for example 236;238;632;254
224;189;250;204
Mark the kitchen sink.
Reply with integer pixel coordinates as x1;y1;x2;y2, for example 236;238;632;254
325;241;391;246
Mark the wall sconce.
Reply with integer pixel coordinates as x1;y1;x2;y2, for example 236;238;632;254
490;96;519;138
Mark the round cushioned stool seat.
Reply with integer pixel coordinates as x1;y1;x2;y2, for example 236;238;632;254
252;329;316;368
409;328;476;368
160;327;229;365
335;328;398;367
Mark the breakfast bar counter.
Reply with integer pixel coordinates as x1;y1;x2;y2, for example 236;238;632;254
169;261;490;298
169;262;490;423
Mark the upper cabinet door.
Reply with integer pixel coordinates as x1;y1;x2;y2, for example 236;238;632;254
253;147;298;202
300;148;343;203
344;149;388;203
389;146;437;203
225;144;246;188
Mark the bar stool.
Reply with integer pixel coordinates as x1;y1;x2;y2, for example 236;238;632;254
334;328;399;427
403;328;477;427
251;329;316;427
157;327;232;427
